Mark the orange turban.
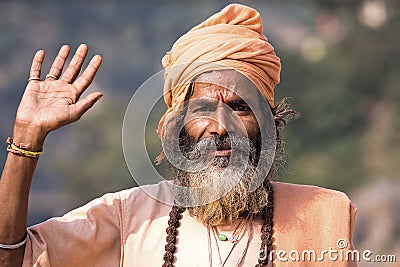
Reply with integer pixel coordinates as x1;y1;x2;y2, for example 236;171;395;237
157;3;281;138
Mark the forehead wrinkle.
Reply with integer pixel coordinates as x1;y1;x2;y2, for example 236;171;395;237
189;70;261;111
191;82;242;102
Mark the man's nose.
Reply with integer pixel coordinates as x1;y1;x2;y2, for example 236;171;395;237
208;105;233;136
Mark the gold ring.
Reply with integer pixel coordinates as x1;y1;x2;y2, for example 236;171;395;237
28;77;40;82
45;74;58;80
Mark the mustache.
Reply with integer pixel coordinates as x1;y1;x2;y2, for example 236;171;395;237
179;131;261;163
213;135;231;149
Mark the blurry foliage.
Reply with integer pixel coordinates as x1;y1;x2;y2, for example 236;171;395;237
270;2;400;191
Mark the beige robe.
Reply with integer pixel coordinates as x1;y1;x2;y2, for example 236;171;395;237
23;181;357;266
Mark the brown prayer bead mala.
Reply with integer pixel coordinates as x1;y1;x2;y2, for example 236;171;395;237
162;182;274;267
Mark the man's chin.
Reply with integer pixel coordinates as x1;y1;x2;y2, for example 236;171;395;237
211;156;230;168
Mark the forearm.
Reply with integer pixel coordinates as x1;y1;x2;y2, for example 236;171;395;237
0;123;46;265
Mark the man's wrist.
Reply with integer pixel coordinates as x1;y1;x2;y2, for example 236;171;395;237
12;121;47;152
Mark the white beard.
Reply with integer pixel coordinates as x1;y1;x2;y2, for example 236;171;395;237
169;133;270;226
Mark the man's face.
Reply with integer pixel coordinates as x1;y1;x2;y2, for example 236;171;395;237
168;70;270;226
183;70;262;154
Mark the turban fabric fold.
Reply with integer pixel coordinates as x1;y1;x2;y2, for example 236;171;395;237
157;3;281;138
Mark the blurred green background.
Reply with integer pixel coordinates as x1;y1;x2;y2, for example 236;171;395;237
0;0;399;265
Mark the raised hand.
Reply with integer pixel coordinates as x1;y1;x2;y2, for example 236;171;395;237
15;44;103;142
0;44;103;266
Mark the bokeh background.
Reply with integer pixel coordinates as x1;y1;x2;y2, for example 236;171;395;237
0;0;399;265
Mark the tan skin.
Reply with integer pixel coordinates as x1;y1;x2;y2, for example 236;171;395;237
0;44;102;266
184;70;262;157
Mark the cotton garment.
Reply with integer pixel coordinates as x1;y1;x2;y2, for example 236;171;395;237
23;181;357;267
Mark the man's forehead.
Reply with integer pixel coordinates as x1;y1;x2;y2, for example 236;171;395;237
190;70;259;100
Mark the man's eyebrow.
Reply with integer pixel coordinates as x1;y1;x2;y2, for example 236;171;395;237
188;98;217;106
188;97;250;107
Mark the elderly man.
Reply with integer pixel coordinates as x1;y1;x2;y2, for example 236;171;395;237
0;4;356;267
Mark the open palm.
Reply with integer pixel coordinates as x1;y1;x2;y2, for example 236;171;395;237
16;44;103;135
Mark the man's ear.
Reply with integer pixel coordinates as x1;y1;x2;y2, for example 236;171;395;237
155;110;185;165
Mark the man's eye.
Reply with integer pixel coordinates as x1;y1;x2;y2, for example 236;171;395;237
233;105;250;112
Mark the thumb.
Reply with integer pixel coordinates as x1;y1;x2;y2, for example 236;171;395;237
73;92;103;121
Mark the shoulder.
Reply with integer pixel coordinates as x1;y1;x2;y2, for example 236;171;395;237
271;181;353;222
57;181;172;222
117;180;175;205
117;180;173;220
272;181;351;202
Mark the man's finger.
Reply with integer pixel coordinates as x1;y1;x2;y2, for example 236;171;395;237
73;92;103;121
60;44;88;83
72;55;102;96
46;45;70;80
29;50;45;81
